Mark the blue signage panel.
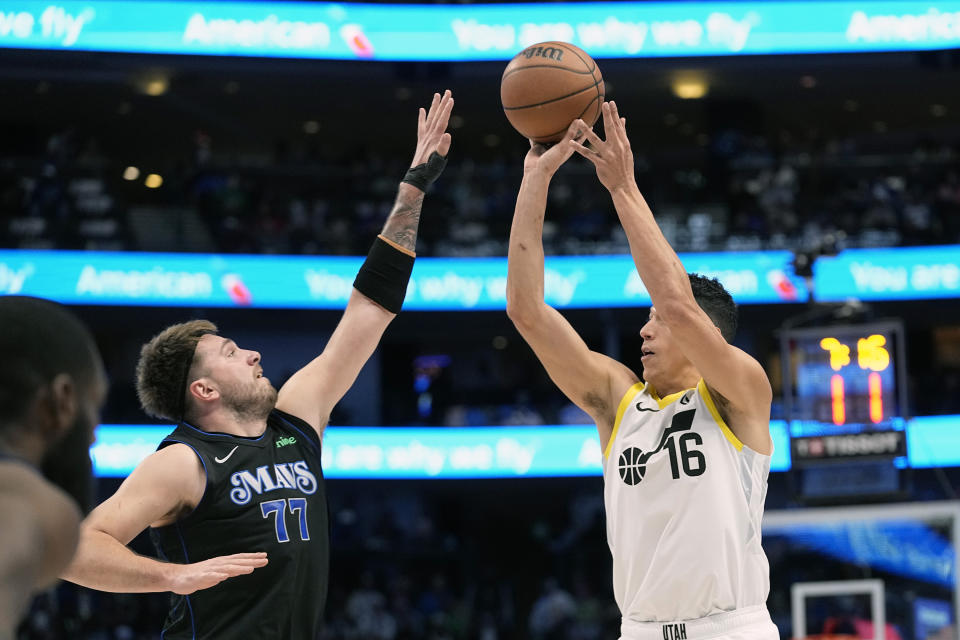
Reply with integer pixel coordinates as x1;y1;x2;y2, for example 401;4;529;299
769;420;790;472
914;598;954;640
320;426;602;479
92;425;172;477
91;424;605;479
90;414;959;478
766;520;955;587
1;1;960;60
814;245;960;302
0;249;807;309
906;415;960;469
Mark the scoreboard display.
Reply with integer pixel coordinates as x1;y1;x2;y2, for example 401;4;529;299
781;322;907;431
780;322;909;499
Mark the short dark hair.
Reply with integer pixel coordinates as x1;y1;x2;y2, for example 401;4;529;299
689;273;737;342
136;320;218;422
0;296;101;431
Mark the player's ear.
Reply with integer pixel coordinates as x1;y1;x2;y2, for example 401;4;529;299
36;373;79;443
189;378;220;403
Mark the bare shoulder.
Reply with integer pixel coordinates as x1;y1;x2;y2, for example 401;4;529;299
0;463;81;589
590;353;641;432
0;466;46;553
89;443;206;532
703;349;773;455
0;464;80;528
136;444;206;503
0;481;42;630
605;355;643;409
728;345;773;406
150;441;205;468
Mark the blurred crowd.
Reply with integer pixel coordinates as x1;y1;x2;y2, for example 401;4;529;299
6;110;960;640
18;476;959;640
3;129;960;257
19;482;621;640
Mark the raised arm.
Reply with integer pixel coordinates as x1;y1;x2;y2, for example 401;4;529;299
276;90;453;436
62;444;267;594
507;123;639;451
571;103;772;453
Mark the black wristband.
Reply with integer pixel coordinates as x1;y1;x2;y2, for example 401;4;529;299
401;151;448;193
353;236;415;314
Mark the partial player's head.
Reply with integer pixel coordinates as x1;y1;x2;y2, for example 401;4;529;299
638;274;737;389
136;320;277;425
689;273;737;342
0;296;107;512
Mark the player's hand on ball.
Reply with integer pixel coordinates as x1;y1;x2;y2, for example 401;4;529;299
169;552;268;595
570;101;635;193
523;120;587;178
411;89;454;167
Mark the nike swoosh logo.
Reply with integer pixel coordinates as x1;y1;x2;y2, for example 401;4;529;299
636;405;660;412
214;445;239;464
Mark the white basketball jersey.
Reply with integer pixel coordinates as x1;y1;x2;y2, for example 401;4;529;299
601;379;771;623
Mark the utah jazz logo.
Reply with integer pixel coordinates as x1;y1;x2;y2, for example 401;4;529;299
619;446;647;485
617;409;706;486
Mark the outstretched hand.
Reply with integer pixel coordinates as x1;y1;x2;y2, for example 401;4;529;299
569;101;635;193
169;552;268;595
523;120;587;178
410;89;454;167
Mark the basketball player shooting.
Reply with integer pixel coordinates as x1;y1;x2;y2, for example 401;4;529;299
61;90;454;640
506;101;779;640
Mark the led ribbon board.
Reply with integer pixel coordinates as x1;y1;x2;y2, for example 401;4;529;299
2;1;960;60
91;416;960;478
4;246;959;307
813;245;960;302
0;249;807;309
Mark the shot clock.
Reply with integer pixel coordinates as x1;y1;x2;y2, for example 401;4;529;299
781;322;907;430
780;321;909;496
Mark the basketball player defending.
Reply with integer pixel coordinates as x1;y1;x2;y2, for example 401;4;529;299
62;90;454;639
0;297;108;639
507;102;778;640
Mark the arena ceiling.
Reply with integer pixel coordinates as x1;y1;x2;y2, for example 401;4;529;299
1;47;958;164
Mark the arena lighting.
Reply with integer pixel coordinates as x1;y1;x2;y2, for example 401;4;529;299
122;166;140;181
143;79;168;96
671;77;708;99
144;174;163;188
4;1;960;60
132;69;171;96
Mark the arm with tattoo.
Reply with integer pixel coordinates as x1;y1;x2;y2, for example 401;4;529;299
275;90;454;437
379;184;425;254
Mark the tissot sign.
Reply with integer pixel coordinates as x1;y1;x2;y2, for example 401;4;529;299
791;431;908;466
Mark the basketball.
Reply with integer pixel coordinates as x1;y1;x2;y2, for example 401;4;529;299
500;41;604;144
